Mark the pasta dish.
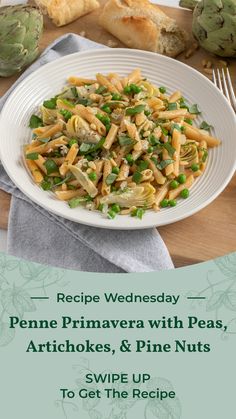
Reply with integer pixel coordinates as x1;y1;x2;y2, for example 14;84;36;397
24;69;220;220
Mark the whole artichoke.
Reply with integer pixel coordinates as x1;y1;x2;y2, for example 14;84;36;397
0;5;43;77
180;0;236;57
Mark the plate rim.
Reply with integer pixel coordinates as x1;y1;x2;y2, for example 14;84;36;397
0;48;236;230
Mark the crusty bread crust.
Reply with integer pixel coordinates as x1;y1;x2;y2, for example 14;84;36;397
35;0;99;26
99;0;187;57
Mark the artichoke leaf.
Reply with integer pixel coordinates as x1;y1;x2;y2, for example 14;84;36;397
68;164;98;198
100;183;155;208
66;115;101;144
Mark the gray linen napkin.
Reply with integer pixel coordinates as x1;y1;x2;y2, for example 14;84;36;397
0;34;174;273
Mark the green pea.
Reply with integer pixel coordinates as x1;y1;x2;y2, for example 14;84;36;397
125;154;134;165
124;85;131;94
180;188;190;199
177;173;186;184
159;86;166;94
170;180;179;189
88;172;97;181
112;166;120;175
54;177;62;185
160;199;169;208
111;204;121;213
191;163;199;172
101;105;112;114
130;84;142;94
112;93;122;100
169;199;177;207
147;147;154;153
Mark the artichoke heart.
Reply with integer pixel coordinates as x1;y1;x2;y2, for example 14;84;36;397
41;106;58;125
68;164;98;198
180;143;198;167
191;0;236;57
100;183;155;208
0;5;43;77
66;115;101;144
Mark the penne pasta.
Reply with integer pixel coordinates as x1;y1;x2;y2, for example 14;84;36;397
103;124;119;150
24;68;221;219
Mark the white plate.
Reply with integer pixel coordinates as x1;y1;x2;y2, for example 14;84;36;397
0;49;236;230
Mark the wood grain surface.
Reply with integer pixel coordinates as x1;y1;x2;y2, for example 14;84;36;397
0;2;235;267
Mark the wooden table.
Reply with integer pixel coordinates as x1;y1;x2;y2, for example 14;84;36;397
0;2;235;267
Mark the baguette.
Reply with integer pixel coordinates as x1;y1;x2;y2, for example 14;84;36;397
35;0;99;26
99;0;187;57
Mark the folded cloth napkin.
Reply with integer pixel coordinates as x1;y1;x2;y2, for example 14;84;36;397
0;34;174;273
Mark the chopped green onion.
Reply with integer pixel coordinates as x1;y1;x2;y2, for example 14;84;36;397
144;110;151;117
29;114;43;129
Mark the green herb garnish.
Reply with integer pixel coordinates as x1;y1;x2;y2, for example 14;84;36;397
29;114;43;129
126;104;146;115
106;173;117;185
44;159;58;175
43;97;57;109
26;152;39;160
